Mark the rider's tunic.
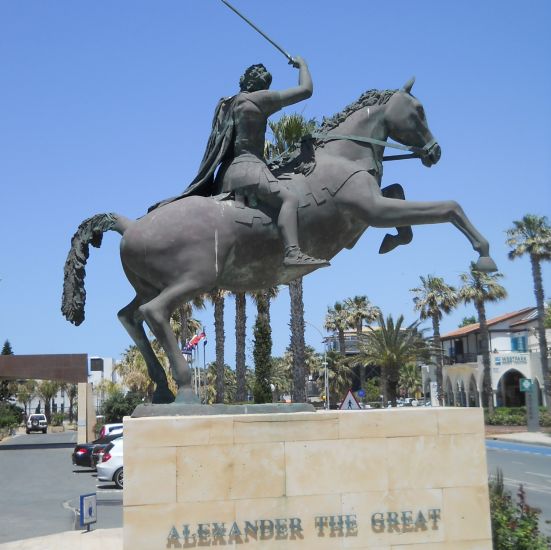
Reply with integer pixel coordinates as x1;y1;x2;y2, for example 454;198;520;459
220;91;282;195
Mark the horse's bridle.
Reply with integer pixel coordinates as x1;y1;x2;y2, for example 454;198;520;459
311;132;438;162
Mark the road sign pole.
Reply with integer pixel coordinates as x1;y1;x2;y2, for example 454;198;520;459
526;381;539;433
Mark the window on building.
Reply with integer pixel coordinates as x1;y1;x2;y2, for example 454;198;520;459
511;335;527;352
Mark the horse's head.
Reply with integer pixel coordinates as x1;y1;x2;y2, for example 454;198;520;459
385;77;441;167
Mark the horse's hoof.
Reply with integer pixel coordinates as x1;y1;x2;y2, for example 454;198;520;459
475;256;498;273
378;234;397;254
152;386;175;404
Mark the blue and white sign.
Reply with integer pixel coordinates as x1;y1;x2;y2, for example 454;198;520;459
80;493;97;528
357;389;366;398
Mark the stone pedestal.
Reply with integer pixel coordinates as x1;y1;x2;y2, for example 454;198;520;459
123;408;492;549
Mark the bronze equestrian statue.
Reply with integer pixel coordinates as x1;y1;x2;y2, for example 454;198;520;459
62;73;497;404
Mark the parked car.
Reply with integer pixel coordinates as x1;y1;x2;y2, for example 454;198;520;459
26;413;47;434
72;431;123;468
91;433;122;468
97;437;124;489
98;423;123;439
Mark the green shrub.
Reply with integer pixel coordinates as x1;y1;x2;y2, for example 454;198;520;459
0;403;22;429
50;412;64;426
539;410;551;428
101;391;143;424
489;469;550;549
486;406;551;427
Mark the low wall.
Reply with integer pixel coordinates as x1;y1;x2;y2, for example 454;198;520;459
123;407;491;549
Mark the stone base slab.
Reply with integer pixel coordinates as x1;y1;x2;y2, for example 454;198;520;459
123;408;492;549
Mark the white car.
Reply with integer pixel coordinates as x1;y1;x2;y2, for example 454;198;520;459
98;423;123;438
26;413;47;434
96;437;124;489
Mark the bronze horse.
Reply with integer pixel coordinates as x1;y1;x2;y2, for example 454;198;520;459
62;77;497;404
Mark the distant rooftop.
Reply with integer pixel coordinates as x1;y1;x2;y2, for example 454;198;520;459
441;307;536;340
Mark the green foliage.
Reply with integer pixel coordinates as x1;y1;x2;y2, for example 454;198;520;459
101;390;142;423
489;469;550;549
253;303;272;404
485;407;551;427
361;377;381;403
0;340;15;402
0;402;22;429
459;315;477;327
202;363;237;404
1;340;13;355
398;363;422;397
50;412;64;426
545;300;551;329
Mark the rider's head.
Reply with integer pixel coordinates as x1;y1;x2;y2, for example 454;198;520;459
239;64;272;92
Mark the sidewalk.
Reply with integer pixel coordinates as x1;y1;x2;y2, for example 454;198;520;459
0;528;122;550
486;430;551;447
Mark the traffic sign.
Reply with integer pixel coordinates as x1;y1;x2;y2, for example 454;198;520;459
339;389;361;410
519;378;532;392
357;389;366;398
80;493;97;530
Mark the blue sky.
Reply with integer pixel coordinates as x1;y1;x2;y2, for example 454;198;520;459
1;1;550;368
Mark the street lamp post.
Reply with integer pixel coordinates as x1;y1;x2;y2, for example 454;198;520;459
305;321;329;411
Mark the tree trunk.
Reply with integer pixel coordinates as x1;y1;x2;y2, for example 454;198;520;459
432;314;444;406
253;293;272;403
356;321;365;385
338;330;346;356
235;292;247;402
531;255;551;413
477;301;494;414
381;367;388;406
289;278;306;403
387;365;399;407
214;293;225;403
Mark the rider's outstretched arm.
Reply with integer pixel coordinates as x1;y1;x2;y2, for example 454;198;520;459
279;55;313;107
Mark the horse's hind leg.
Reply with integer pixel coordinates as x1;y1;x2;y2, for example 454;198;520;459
139;279;209;404
379;183;413;254
118;296;175;404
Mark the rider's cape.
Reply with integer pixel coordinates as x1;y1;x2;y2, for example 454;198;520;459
148;96;237;212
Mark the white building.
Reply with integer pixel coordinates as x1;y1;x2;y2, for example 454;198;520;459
28;356;117;416
439;307;549;407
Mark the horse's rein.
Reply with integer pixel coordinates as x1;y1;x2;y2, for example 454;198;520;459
311;132;437;162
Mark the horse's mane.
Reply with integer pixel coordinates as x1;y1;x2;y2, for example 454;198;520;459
319;88;398;133
269;88;398;176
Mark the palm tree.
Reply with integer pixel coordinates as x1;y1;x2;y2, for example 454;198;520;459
411;275;458;405
265;113;319;404
506;214;551;412
35;380;60;422
355;313;431;406
115;346;154;399
325;301;349;355
16;380;36;419
398;363;422;398
207;290;228;403
459;263;507;414
344;295;380;385
315;350;355;407
234;292;247;402
203;363;237;405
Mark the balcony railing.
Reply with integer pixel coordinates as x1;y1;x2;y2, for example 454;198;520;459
444;353;479;365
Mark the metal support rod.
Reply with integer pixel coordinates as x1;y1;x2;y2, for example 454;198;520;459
219;0;293;62
305;320;330;410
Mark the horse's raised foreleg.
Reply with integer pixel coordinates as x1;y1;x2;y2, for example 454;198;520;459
139;279;210;404
379;183;413;254
118;297;175;404
349;175;497;271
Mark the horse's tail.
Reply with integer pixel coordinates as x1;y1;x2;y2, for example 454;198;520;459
61;213;131;326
